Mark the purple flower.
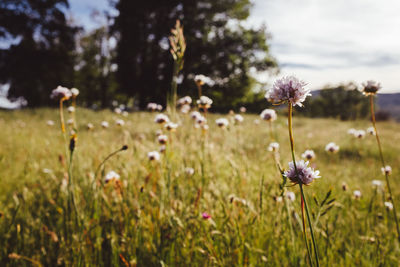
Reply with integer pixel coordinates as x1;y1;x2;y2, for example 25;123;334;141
361;80;381;96
266;76;310;107
260;109;277;121
284;160;320;185
50;86;72;100
202;212;211;220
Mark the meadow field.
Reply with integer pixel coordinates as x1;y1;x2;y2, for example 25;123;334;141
1;108;400;266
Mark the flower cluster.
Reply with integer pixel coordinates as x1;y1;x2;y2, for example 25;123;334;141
197;96;213;109
154;114;170;124
361;80;381;96
215;118;229;128
268;142;279;152
147;103;163;112
325;142;339;153
194;75;214;86
301;150;316;161
177;96;192;106
260;109;277;122
284;160;320;185
50;86;72;100
266;76;310;107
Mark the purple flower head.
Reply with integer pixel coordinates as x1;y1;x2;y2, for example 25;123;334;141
284;160;320;185
50;86;72;100
202;212;211;220
266;76;310;107
361;80;381;96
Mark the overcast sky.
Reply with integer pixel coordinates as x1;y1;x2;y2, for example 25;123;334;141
69;0;400;93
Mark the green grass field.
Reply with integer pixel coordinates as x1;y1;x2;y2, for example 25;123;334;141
1;108;400;266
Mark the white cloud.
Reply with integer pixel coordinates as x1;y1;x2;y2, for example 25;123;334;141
246;0;400;92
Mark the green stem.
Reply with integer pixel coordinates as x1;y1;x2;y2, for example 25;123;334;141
369;95;400;241
288;104;319;267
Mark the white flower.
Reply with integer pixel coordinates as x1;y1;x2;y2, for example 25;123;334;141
302;150;316;161
325;142;339;153
201;124;209;131
284;160;321;185
70;88;79;97
260;109;277;122
154;114;170;124
114;107;122;114
116;119;125;126
67;106;75;113
185;167;195;176
265;76;310;107
381;165;392;175
105;171;120;183
180;104;191;114
372;180;383;187
177;96;192;106
50;86;72;100
194;74;214;86
87;123;94;130
347;128;356;135
157;134;168;145
355;130;366;139
165;122;178;131
385;201;394;210
361;80;381;96
190;111;201;120
216;118;229;128
159;145;166;153
47;120;55;126
254;119;260;125
366;127;375;135
286;191;296;201
148;151;160;161
268;142;280;152
101;121;109;128
67;119;74;126
353;190;362;199
197;96;213;109
157;104;163;111
196;115;207;125
147;103;158;111
234;114;244;123
240;106;247;113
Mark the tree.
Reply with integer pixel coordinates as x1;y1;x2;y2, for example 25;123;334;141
0;0;79;107
111;0;278;110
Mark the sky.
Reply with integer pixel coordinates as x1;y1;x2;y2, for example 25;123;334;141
68;0;400;93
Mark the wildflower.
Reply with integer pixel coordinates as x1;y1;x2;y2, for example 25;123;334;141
195;115;207;126
87;123;94;130
70;88;80;97
260;109;277;122
67;106;75;113
47;120;55;126
273;196;283;203
177;96;192;106
147;103;158;111
284;160;321;185
215;118;229;128
268;142;279;152
355;130;366;139
201;124;209;132
254;119;260;125
159;145;166;153
301;150;316;161
67;119;74;126
372;180;383;187
197;96;213;109
190;111;201;120
342;182;348;191
353;190;362;199
105;171;120;183
148;151;160;161
114;107;122;114
325;142;340;153
381;165;392;175
155;129;163;136
101;121;109;128
157;104;163;111
180;104;191;114
286;191;296;201
367;127;375;135
185;167;195;176
361;80;381;96
154;114;170;124
347;128;356;135
157;134;168;145
234;114;244;123
116;119;125;126
240;106;247;113
385;202;394;210
165;122;178;132
202;212;211;220
265;76;310;107
195;75;214;86
50;86;72;100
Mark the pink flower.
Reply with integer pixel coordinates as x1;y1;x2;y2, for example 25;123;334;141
202;212;211;220
266;76;310;107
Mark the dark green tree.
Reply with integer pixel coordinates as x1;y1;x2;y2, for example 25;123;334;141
111;0;278;110
0;0;79;106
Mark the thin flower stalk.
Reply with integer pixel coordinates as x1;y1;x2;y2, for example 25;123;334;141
288;104;319;267
369;95;400;240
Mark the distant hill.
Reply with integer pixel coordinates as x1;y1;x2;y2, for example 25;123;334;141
376;93;400;121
